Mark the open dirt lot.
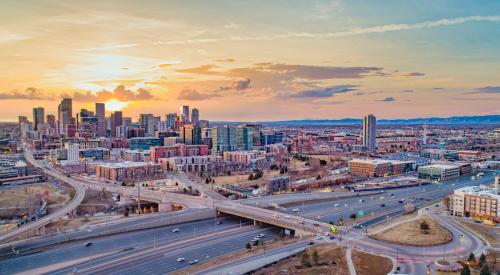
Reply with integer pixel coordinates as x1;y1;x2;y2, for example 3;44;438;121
367;211;418;234
352;249;393;275
250;244;349;275
371;215;453;246
212;170;281;187
0;182;69;217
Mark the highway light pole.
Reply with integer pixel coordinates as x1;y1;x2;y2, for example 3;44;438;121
137;183;141;214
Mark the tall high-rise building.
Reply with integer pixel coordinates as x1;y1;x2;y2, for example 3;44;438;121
139;114;155;136
191;108;199;125
212;126;237;154
110;111;123;137
46;115;56;129
166;113;176;129
362;114;377;152
95;103;106;137
236;125;253;150
180;124;201;145
32;107;44;131
58;98;72;135
18;116;28;137
180;105;190;123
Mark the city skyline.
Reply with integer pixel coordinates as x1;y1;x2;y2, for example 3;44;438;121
1;0;500;122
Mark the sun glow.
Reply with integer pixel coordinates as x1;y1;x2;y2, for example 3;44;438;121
105;99;129;112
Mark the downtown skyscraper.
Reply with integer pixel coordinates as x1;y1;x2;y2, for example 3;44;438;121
95;103;106;137
32;107;44;131
362;114;377;152
58;98;72;135
180;105;190;123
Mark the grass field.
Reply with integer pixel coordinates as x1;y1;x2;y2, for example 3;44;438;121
371;215;453;246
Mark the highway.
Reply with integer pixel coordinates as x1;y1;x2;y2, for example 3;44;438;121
0;216;271;274
0;151;86;244
277;172;496;227
0;208;214;258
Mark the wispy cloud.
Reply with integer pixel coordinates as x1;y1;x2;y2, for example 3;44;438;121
469;86;500;94
402;72;425;77
77;43;140;51
177;88;222;101
220;78;252;91
377;97;396;102
0;87;52;100
156;15;500;45
73;85;158;102
0;30;31;43
290;84;358;98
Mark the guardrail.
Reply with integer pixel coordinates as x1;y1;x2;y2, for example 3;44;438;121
17;201;47;227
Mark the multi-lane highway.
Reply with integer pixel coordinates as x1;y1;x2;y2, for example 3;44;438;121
0;216;275;274
277;172;496;227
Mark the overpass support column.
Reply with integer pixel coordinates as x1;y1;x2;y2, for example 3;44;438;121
36;226;46;236
119;195;133;205
158;201;172;213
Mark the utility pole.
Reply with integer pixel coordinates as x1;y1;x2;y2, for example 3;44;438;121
137;183;141;214
443;236;446;261
396;247;399;271
213;200;217;231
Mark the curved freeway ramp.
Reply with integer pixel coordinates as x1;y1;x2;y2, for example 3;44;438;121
0;151;86;244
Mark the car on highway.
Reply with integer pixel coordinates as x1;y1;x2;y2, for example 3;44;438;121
313;222;320;226
379;196;385;199
334;203;340;207
257;234;265;238
217;221;222;225
176;257;185;262
359;199;365;203
292;208;300;212
172;228;180;233
398;200;405;203
84;242;93;247
296;221;304;224
189;260;199;265
380;204;386;207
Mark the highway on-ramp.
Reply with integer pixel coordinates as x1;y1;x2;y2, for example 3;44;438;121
0;151;86;244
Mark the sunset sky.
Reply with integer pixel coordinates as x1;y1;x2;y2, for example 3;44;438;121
1;0;499;122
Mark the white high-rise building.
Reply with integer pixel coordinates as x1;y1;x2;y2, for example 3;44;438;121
65;143;79;162
362;114;376;152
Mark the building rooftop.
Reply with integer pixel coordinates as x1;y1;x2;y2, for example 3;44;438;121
349;158;413;165
98;161;156;168
455;185;500;199
422;164;459;170
349;158;392;165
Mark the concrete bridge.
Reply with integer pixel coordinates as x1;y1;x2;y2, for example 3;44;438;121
216;202;330;236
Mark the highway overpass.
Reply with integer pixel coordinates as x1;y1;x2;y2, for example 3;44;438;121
0;151;86;244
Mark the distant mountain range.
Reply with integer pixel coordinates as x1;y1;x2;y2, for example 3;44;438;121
213;115;500;126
